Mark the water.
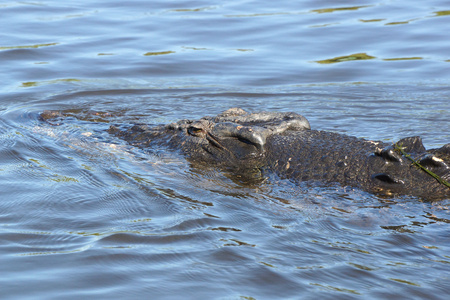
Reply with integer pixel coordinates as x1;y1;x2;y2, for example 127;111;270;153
1;1;449;299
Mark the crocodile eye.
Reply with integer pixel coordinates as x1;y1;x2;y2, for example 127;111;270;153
372;173;404;184
188;126;205;137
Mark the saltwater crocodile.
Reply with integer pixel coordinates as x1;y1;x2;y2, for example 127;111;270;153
40;108;450;200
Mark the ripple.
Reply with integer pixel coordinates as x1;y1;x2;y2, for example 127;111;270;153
21;78;82;88
143;50;176;56
315;52;377;64
0;43;59;51
0;229;95;256
434;10;450;17
1;0;450;297
311;5;372;14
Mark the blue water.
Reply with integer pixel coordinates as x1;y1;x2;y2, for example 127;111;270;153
1;1;449;299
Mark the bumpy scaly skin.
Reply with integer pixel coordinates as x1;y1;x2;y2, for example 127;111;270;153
266;131;450;199
40;108;450;200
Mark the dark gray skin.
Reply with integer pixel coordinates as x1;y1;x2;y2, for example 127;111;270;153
40;108;450;200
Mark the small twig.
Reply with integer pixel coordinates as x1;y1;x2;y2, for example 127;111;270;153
394;143;450;189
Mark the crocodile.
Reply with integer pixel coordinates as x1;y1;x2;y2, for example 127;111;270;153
40;108;450;200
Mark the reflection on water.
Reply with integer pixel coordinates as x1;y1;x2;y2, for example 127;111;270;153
315;53;376;64
435;10;450;16
21;79;82;88
1;87;449;299
311;6;371;14
383;57;423;61
1;0;450;91
1;0;450;299
0;43;59;51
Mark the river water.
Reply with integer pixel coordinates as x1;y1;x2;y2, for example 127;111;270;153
1;1;449;299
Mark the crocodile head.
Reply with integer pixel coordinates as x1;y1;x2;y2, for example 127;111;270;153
107;108;310;170
163;108;311;169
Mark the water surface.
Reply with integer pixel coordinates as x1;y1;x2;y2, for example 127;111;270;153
1;0;449;299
